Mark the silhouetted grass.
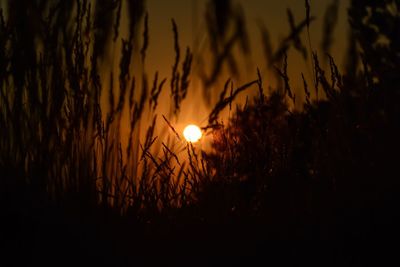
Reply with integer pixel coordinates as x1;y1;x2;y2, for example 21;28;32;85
1;0;400;266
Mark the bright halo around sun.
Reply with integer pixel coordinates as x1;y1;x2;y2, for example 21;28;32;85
183;124;202;143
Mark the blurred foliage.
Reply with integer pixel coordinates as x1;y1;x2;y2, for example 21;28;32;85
349;0;400;90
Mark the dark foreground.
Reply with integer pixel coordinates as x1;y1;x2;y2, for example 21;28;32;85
2;191;399;266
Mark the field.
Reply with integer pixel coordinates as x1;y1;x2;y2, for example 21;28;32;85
1;0;400;266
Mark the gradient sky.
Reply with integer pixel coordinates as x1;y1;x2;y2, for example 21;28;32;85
145;0;350;79
138;0;351;125
1;0;352;135
0;0;354;155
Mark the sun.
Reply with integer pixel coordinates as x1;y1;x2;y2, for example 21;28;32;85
183;124;202;143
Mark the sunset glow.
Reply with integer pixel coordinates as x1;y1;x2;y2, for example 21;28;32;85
183;125;202;143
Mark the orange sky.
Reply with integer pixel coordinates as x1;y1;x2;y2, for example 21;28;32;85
114;0;353;165
145;0;350;81
137;0;351;124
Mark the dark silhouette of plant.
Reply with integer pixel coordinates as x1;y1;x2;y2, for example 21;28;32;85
0;0;195;218
1;1;400;266
198;0;250;103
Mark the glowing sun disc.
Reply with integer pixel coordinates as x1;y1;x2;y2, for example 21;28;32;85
183;125;202;143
